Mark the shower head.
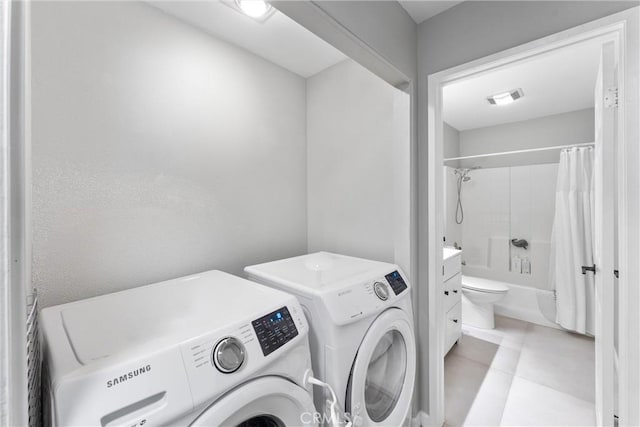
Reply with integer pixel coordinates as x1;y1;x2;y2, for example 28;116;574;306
454;168;472;181
454;166;480;181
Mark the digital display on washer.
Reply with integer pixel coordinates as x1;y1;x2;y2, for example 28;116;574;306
385;270;408;295
252;306;298;356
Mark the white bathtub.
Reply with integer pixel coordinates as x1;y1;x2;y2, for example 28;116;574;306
463;275;561;329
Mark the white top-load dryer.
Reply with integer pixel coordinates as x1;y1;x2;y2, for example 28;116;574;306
245;252;416;427
41;270;317;426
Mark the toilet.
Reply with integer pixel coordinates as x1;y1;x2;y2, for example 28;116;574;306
461;275;509;329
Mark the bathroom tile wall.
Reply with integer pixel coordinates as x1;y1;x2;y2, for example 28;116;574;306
509;165;558;288
460;167;511;271
455;163;558;289
444;166;462;248
443;121;461;248
444;108;592;289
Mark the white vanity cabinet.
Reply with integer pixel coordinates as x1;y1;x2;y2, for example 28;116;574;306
443;248;462;355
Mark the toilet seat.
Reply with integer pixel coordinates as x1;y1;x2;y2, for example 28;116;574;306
461;275;509;329
461;276;509;294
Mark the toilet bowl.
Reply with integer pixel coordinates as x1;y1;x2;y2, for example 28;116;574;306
461;275;509;329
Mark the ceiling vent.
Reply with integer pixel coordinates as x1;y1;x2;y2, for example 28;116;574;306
487;88;524;106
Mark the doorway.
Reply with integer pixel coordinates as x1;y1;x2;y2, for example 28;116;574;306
427;11;637;427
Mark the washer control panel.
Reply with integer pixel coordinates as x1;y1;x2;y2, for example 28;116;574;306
251;306;298;356
385;270;408;295
179;299;307;409
321;268;411;326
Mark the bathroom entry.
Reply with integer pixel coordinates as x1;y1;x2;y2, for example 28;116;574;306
429;22;625;427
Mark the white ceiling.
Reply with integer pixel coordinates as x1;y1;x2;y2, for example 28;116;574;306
443;39;603;131
398;1;463;24
149;1;346;78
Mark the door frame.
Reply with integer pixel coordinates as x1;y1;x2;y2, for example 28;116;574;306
426;8;638;427
1;1;31;425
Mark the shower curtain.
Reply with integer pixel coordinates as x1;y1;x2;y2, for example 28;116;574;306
550;147;595;335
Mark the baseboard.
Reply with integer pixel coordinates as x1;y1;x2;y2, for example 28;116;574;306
412;411;431;427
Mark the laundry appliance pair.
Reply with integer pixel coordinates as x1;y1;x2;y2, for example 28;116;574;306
41;253;416;427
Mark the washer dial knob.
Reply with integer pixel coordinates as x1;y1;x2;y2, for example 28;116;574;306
373;281;390;301
213;337;245;373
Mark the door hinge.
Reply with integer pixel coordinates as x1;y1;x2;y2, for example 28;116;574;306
605;87;618;108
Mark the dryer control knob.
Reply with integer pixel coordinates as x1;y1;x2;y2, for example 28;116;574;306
213;337;245;373
373;281;390;301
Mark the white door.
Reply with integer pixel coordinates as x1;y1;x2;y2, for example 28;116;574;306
347;308;416;426
593;40;617;427
190;376;317;427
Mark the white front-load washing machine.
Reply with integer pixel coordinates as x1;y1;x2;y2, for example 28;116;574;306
245;252;416;427
40;270;318;426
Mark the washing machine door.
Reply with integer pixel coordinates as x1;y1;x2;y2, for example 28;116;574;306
347;308;416;426
190;376;317;427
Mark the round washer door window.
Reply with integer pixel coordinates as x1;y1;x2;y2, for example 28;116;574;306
348;308;416;426
191;376;317;427
237;415;283;427
364;329;407;421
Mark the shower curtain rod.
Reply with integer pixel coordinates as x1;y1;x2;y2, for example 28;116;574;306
443;142;595;162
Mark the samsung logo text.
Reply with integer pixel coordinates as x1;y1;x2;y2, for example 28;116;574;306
107;365;151;388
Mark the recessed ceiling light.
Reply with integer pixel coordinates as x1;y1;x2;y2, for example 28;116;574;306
235;0;273;19
487;88;524;106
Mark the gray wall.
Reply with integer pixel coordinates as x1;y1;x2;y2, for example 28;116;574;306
306;59;409;264
274;1;417;86
32;1;308;308
443;122;460;160
417;0;638;416
459;108;594;166
305;1;417;82
293;2;421;417
273;0;419;293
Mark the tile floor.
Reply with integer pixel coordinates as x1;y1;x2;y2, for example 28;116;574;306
444;315;595;427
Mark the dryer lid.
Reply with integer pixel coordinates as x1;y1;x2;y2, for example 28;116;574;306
54;271;295;364
245;252;396;292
